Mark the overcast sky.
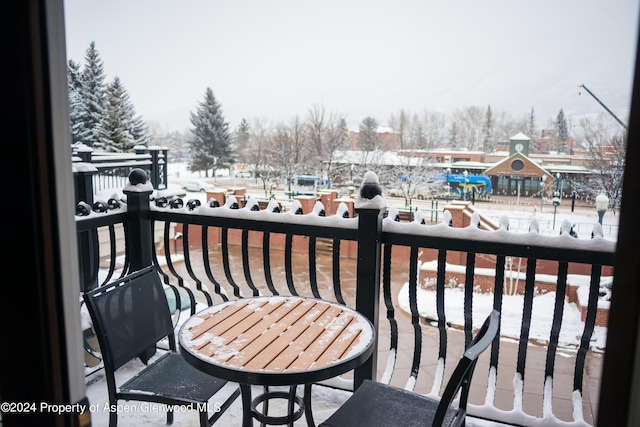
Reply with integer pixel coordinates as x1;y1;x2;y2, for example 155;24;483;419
63;0;640;134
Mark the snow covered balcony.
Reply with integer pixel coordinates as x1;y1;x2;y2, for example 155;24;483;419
75;169;615;426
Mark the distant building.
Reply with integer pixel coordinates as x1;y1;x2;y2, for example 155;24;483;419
336;129;614;199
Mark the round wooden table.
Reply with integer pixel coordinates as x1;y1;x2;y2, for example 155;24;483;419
179;296;375;426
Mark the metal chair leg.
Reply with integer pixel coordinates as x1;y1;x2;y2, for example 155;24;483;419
240;384;253;427
288;386;297;427
261;385;269;427
304;384;315;427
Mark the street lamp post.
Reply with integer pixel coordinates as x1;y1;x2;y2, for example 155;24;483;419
540;175;546;211
555;172;563;199
446;167;451;197
596;193;609;225
463;170;468;201
552;191;560;230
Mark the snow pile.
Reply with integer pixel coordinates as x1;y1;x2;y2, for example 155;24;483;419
397;283;607;349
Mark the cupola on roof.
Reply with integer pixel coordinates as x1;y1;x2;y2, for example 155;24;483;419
510;132;530;141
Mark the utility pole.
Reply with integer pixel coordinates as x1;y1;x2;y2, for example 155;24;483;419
578;83;628;130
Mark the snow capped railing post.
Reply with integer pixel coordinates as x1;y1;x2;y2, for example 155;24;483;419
354;172;386;389
74;162;99;292
123;168;155;271
122;168;157;363
73;162;97;206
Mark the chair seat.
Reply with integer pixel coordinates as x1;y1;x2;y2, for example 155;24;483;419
119;352;228;403
320;380;462;427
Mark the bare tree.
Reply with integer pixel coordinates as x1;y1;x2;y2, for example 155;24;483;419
323;114;349;187
246;118;275;195
406;110;445;150
452;106;485;150
353;149;387;181
383;153;438;207
147;122;190;162
493;111;528;146
389;109;410;149
578;114;626;207
422;110;446;149
270;116;308;197
306;104;326;165
575;113;613;150
408;112;427;149
305;104;349;188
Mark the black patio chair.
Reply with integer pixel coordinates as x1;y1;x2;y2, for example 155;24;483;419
83;265;240;427
320;309;501;427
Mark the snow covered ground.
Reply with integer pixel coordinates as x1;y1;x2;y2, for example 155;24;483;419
398;280;607;350
464;201;618;241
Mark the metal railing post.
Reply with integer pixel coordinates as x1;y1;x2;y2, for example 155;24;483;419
147;146;160;190
123;168;156;363
73;163;97;206
76;144;93;163
74;164;99;293
353;175;386;389
123;168;155;272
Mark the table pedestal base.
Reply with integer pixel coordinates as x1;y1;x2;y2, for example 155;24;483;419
241;384;315;427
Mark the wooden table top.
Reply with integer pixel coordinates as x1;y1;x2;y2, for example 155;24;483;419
179;296;375;385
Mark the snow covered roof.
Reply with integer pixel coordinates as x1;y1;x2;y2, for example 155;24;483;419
510;132;530;141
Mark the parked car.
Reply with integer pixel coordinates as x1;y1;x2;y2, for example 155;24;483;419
235;170;252;178
181;179;215;192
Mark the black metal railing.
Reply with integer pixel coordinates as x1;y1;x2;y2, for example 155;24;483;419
75;169;615;426
72;145;168;204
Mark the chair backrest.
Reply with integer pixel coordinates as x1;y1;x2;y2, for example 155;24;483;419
83;265;175;373
434;309;501;425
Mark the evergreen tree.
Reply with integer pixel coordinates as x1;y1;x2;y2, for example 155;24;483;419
482;105;494;152
128;108;149;147
357;117;380;151
448;122;459;149
95;77;148;152
555;108;569;152
528;107;538;152
235;118;251;164
68;41;148;152
78;42;107;147
410;113;427;149
67;59;85;146
188;88;234;175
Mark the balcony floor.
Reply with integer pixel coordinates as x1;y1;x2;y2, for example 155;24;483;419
85;327;601;426
84;245;603;425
